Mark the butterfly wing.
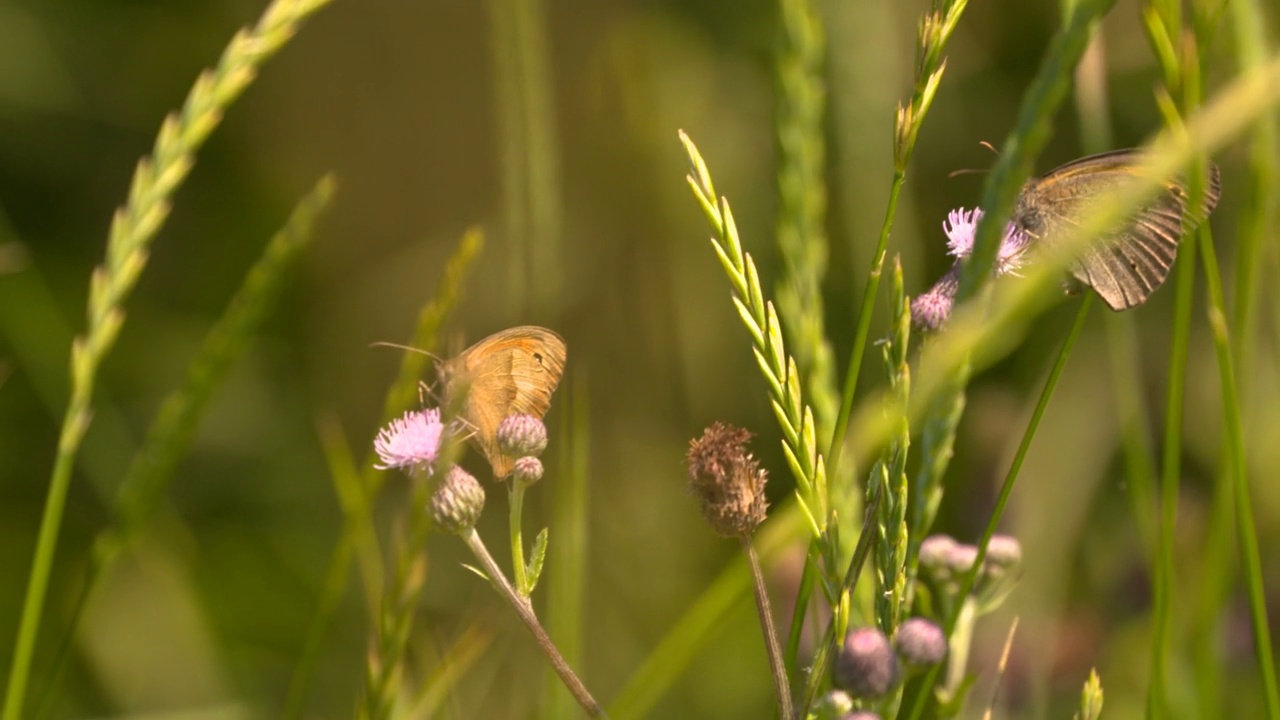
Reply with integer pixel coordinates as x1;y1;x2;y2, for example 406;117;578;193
1018;150;1221;310
445;326;567;477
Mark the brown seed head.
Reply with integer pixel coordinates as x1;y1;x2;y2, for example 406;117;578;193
685;422;769;537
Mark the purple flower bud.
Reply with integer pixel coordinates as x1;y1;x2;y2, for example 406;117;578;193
497;414;548;458
511;456;544;486
833;627;900;700
946;544;980;575
918;534;957;576
911;266;959;331
894;617;948;667
429;465;485;534
985;534;1023;570
374;409;444;473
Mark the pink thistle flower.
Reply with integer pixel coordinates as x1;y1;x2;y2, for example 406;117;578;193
374;408;444;472
943;207;1030;275
910;266;959;332
912;207;1031;330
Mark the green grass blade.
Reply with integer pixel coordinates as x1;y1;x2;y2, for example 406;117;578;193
1;3;334;714
541;376;591;719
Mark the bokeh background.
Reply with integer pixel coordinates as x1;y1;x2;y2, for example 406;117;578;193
0;0;1277;717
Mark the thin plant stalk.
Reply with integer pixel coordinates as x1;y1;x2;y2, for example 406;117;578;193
607;505;806;720
1198;227;1280;717
829;0;968;480
510;482;531;594
744;538;793;720
460;529;606;717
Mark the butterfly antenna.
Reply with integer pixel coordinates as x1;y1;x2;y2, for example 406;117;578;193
369;341;443;363
948;141;1001;179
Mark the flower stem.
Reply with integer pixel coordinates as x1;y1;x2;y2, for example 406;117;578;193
743;537;793;720
461;529;606;717
509;481;529;595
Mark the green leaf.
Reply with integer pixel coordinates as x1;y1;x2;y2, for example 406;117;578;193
526;527;550;593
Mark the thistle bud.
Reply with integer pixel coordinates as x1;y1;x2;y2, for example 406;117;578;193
497;414;548;458
833;627;900;700
429;465;485;534
894;617;948;667
918;534;957;579
985;534;1023;571
945;543;980;576
511;456;544;486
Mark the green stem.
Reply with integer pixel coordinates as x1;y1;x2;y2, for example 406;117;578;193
1149;226;1196;720
510;481;529;595
939;598;977;701
1197;231;1280;719
829;172;903;482
783;542;818;688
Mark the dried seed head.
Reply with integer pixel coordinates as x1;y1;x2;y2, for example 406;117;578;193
685;422;769;537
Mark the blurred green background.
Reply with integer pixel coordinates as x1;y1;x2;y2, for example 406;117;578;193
0;0;1277;717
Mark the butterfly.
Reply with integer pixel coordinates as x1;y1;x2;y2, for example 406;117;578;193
440;326;567;478
1012;149;1221;310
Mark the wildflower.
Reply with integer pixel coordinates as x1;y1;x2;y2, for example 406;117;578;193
428;465;485;534
912;207;1031;330
942;207;1030;275
511;456;544;486
685;422;769;537
910;266;959;332
894;617;948;667
945;543;980;575
497;414;549;458
918;534;958;578
833;627;901;700
985;534;1023;570
374;408;445;473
